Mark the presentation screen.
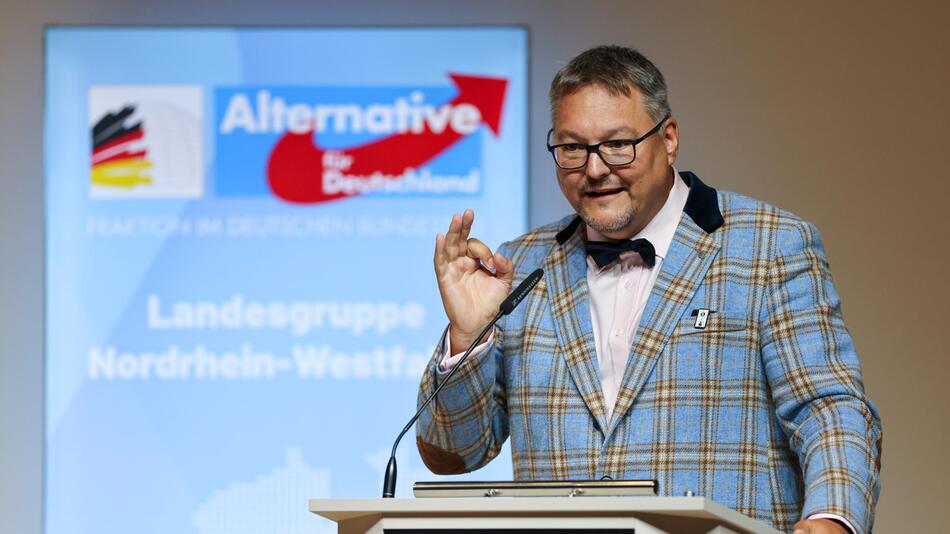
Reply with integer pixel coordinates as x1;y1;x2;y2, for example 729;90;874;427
45;26;527;534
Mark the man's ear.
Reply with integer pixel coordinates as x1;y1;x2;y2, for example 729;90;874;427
662;116;679;166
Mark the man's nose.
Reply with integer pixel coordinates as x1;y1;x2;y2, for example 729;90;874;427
585;150;611;180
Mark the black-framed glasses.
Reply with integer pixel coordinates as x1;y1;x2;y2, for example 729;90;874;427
546;114;670;170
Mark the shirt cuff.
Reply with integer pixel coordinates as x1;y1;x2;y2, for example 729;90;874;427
807;513;856;534
437;329;494;373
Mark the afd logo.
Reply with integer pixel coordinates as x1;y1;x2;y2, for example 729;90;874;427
214;74;507;204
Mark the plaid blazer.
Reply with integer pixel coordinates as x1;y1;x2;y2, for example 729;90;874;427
416;172;882;534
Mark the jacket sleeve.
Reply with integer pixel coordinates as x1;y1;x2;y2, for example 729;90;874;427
760;218;882;534
414;324;510;474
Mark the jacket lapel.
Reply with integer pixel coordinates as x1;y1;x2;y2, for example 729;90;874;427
545;218;610;434
605;172;723;437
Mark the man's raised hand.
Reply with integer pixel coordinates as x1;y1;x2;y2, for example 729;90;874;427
434;209;514;352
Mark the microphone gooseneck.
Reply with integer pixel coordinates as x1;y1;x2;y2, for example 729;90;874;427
381;268;543;498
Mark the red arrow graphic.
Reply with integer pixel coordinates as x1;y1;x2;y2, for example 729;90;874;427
266;73;507;204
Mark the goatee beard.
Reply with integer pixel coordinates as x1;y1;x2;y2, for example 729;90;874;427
578;206;637;235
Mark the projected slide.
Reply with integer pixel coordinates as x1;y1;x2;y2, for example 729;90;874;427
45;27;527;534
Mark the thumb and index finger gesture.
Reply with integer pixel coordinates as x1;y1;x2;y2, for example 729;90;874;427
434;209;514;350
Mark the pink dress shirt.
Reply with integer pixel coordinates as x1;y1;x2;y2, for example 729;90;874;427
585;171;688;420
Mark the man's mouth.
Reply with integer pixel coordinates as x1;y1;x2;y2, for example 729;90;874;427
585;188;624;198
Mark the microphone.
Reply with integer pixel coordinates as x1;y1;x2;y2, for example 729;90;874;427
382;268;544;498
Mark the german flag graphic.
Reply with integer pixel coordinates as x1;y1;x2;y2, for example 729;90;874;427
91;104;153;188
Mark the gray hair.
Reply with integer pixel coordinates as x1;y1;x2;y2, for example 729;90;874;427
549;45;672;124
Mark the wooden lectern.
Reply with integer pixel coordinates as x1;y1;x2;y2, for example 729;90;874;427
310;496;783;534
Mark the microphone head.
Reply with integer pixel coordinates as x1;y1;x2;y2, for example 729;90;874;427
499;268;543;316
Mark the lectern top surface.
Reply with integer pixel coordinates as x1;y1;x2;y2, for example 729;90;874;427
308;496;782;534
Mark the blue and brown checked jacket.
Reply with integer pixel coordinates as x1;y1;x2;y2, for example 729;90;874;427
416;172;882;534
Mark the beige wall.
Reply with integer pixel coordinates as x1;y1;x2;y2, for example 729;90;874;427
2;1;947;532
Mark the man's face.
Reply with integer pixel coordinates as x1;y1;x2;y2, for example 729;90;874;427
552;83;679;240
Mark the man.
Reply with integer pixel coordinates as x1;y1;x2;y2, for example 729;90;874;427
416;45;881;534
